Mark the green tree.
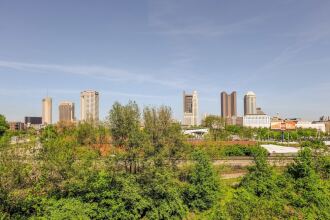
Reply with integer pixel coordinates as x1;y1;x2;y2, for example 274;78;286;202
225;125;241;135
183;150;219;211
31;198;97;219
95;123;109;147
40;125;57;142
288;148;314;179
256;128;269;141
300;140;326;150
316;156;330;180
39;136;76;192
0;114;9;137
108;101;140;148
202;115;226;141
108;101;146;173
240;148;277;197
76;171;150;219
75;122;97;146
226;148;288;219
139;168;188;219
286;148;330;219
0;139;37;218
240;126;254;140
143;106;172;149
143;106;185;167
226;188;258;219
125;127;149;173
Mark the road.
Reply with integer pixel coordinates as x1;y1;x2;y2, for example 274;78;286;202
211;156;295;167
176;156;295;167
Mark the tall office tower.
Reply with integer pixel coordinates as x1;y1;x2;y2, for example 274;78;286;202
221;91;237;118
59;101;75;122
80;90;99;122
42;97;52;125
244;91;257;115
183;91;199;126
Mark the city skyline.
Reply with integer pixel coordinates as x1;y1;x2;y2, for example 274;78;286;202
2;89;328;123
1;0;330;121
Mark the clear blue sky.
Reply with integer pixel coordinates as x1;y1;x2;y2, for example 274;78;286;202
1;0;330;122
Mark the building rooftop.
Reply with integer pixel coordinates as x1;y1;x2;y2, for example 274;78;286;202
246;91;256;96
261;144;299;154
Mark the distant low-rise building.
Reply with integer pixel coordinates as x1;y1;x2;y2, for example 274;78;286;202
243;115;271;128
256;107;265;115
296;121;326;133
25;116;42;125
24;116;42;129
9;122;25;131
226;116;243;126
271;119;297;131
323;121;330;134
271;116;282;122
316;116;330;134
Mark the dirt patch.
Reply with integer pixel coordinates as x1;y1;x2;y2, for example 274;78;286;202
221;172;247;179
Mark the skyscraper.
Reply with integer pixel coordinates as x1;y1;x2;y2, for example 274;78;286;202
183;91;198;126
244;91;257;115
80;90;99;122
59;101;75;122
42;97;52;125
221;91;237;118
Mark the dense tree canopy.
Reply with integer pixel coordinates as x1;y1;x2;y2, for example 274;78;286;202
0;102;330;219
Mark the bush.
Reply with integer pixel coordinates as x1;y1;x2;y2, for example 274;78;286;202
223;145;266;157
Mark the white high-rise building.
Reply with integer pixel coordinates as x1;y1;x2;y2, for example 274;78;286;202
244;91;257;115
80;90;99;122
183;91;199;126
42;97;52;125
